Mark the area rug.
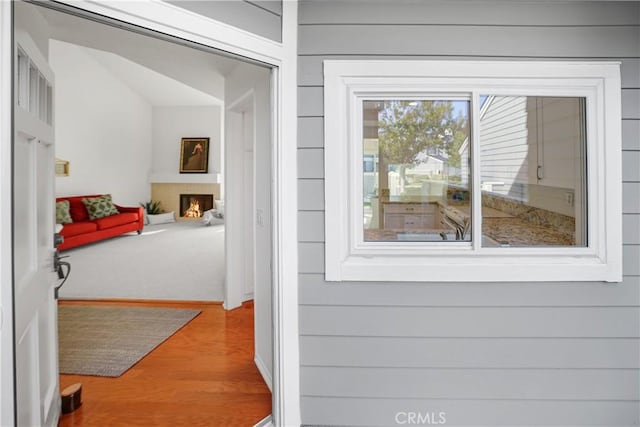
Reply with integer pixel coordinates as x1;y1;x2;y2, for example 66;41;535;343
58;305;201;377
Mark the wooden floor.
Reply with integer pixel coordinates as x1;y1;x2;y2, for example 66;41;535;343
58;300;271;427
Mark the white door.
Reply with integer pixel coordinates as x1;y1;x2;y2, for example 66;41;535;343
13;27;60;427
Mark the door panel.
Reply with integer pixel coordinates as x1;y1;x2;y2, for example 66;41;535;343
16;320;40;427
13;133;36;284
14;27;60;427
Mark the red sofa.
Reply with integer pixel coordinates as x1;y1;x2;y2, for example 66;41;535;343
56;195;144;251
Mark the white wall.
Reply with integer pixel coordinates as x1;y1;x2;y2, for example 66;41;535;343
14;1;50;59
225;62;273;388
50;40;152;206
151;106;222;180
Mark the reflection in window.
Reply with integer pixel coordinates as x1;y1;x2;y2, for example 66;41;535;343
363;100;471;242
478;96;586;247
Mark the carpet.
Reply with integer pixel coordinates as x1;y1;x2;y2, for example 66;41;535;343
58;305;201;377
58;222;225;301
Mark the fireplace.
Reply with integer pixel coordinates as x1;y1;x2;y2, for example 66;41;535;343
179;194;214;218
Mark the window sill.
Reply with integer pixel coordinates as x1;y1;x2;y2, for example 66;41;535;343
333;253;622;283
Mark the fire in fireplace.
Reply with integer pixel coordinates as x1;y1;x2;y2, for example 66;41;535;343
179;194;214;218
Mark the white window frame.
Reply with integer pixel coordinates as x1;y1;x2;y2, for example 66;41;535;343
324;60;622;283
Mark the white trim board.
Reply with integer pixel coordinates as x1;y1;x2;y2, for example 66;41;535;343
254;414;274;427
255;354;273;392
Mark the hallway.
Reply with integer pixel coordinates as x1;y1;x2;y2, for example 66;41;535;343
58;300;271;426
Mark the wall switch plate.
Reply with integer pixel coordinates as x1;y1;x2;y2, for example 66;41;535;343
565;192;574;207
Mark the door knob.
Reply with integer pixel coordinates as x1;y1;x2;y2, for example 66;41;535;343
53;250;71;299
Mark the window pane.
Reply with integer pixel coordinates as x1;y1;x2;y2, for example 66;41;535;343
28;62;38;113
479;96;587;247
17;49;29;110
363;100;471;242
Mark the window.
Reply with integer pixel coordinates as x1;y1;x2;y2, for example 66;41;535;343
324;60;622;282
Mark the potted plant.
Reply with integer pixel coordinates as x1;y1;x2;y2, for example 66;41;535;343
140;200;163;215
140;200;176;225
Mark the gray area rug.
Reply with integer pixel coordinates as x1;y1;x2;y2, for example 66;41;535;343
58;305;201;377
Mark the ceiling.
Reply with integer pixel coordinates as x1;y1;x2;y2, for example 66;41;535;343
77;41;223;107
36;4;246;105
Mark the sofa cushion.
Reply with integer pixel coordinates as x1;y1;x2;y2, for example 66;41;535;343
56;200;73;224
60;222;98;238
83;194;119;220
94;212;139;230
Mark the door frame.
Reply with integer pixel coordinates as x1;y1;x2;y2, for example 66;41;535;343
226;89;256;311
0;1;301;426
0;1;15;425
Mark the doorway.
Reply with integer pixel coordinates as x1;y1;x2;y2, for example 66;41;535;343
11;1;274;424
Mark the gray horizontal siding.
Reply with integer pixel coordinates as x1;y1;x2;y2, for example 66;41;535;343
300;336;640;369
302;367;639;400
165;0;281;42
299;0;640;26
298;179;324;211
301;398;639;427
298;274;640;307
621;59;640;88
297;1;640;425
298;148;324;178
623;120;640;150
299;306;640;337
299;242;325;274
297;117;324;148
624;245;640;276
623;151;640;182
298;87;323;117
299;211;324;242
623;183;640;213
299;25;640;57
624;215;640;244
623;89;640;119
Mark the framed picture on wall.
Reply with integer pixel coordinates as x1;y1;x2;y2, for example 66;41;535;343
180;137;209;173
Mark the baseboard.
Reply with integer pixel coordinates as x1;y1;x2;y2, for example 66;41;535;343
254;354;273;392
253;414;273;427
58;298;223;306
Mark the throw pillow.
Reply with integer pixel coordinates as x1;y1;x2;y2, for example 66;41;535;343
56;200;73;224
201;209;224;226
214;199;225;217
82;194;119;220
147;211;175;225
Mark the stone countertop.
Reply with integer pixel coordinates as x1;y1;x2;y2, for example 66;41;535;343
369;201;574;246
481;217;574;246
442;203;574;246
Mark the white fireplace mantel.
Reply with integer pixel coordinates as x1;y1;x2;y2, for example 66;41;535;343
149;173;221;184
